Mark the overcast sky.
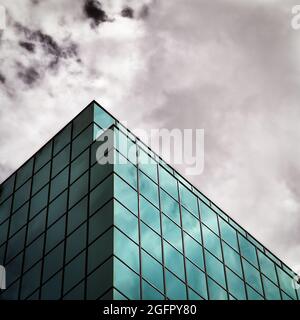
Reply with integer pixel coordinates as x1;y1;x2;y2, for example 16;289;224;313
0;0;300;269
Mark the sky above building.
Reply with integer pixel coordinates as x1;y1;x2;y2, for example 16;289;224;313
0;0;300;269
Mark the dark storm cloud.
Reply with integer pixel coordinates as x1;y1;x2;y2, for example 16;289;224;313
19;41;35;52
121;7;134;19
83;0;109;26
14;22;79;69
17;66;40;86
139;5;150;19
0;73;5;84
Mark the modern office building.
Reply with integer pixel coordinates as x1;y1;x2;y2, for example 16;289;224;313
0;101;299;300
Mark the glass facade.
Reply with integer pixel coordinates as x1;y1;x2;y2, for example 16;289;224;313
0;101;299;300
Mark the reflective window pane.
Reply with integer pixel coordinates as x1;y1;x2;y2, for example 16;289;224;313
226;268;246;300
163;240;185;280
142;280;164;300
114;258;140;300
183;232;204;270
165;269;187;300
52;145;70;177
139;171;159;208
242;258;263;295
205;249;226;287
159;166;178;201
139;196;160;234
179;183;198;216
114;229;139;273
32;162;51;195
186;260;208;299
160;189;180;225
141;250;164;292
258;251;278;285
238;234;258;267
162;214;182;252
262;275;281;300
141;222;162;262
276;267;297;299
199;201;219;235
138;148;158;183
114;175;137;215
222;242;243;277
181;207;201;243
207;278;228;300
202;225;222;260
219;218;238;251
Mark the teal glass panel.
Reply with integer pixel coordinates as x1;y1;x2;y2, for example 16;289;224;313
52;145;70;177
179;183;198;216
142;280;164;300
226;268;246;300
141;250;164;292
67;196;88;235
162;214;182;252
53;123;71;156
64;251;86;294
88;228;112;273
276;267;297;299
222;242;243;277
15;158;33;189
207;278;228;300
13;179;31;212
43;242;64;282
199;201;219;235
202;225;222;260
87;258;113;299
160;189;180;225
163;240;185;280
246;285;263;300
205;249;226;287
219;218;238;251
159;166;178;201
239;235;258;267
114;175;138;215
70;148;89;184
32;162;51;194
188;288;204;300
26;209;46;245
6;226;26;262
50;167;69;202
34;141;52;173
48;190;68;227
114;258;140;300
45;215;66;254
183;232;204;270
181;207;201;243
69;171;89;208
24;234;44;272
140;222;162;262
0;196;12;224
66;223;87;263
29;184;49;219
90;162;112;190
165;269;187;300
90;175;113;215
139;171;159;208
63;281;84;300
138;148;158;183
94;104;115;129
114;201;138;243
242;258;263;295
9;203;29;236
41;271;62;300
114;153;137;189
186;259;208;299
72;105;93;138
89;201;113;244
114;229;139;273
0;174;15;204
20;261;41;299
139;196;160;234
262;275;281;300
0;220;9;246
72;124;93;160
258;251;278;285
